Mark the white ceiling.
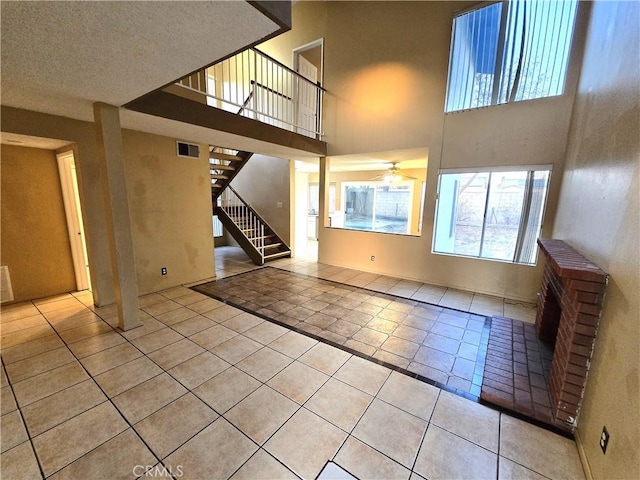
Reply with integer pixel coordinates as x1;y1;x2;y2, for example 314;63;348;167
1;1;279;122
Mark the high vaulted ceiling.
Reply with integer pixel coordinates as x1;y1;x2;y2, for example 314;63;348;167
1;1;280;122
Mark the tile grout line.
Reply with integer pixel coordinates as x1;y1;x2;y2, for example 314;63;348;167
37;303;171;478
192;268;486;398
1;355;48;480
21;297;187;478
196;265;564;439
408;387;443;477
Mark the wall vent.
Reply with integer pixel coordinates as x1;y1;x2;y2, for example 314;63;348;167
176;141;200;159
1;266;14;304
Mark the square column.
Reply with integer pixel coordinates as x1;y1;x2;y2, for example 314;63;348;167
93;103;141;331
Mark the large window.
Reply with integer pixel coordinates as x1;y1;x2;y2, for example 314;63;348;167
445;0;578;112
433;167;551;265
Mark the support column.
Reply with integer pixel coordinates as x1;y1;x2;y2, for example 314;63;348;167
93;103;141;331
318;157;329;264
319;156;330;228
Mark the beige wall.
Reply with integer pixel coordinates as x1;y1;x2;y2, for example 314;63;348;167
1;107;114;305
230;154;291;244
1;107;216;304
1;144;76;302
551;2;640;478
122;130;214;295
260;1;588;301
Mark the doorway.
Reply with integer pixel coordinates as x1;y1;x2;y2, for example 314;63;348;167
293;159;320;261
56;151;91;291
293;39;323;138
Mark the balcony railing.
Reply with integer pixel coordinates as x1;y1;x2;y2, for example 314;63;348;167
175;48;324;139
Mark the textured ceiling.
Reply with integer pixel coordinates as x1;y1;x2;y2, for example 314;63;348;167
1;1;279;121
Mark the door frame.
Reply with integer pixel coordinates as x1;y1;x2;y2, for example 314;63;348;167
56;150;91;291
293;39;324;138
293;38;324;85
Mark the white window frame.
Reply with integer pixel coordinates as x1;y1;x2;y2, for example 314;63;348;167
432;165;552;265
445;0;579;113
341;181;414;235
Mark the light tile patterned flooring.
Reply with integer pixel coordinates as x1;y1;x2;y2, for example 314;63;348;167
0;250;584;479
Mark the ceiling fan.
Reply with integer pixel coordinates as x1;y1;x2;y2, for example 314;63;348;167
371;162;417;183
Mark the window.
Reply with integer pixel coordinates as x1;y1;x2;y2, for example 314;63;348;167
212;215;223;238
445;0;578;112
342;182;412;235
433;167;551;265
308;183;336;215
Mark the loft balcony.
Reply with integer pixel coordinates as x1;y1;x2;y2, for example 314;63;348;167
125;48;327;156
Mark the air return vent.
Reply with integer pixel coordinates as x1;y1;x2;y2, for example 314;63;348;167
1;266;14;304
176;141;200;159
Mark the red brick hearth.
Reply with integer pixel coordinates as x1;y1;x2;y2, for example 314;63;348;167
480;239;607;433
535;238;607;430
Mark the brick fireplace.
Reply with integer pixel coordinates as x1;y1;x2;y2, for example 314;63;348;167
536;238;608;430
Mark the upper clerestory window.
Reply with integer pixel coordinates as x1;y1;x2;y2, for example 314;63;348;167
445;0;579;113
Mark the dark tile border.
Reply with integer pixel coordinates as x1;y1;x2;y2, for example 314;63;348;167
192;267;485;400
191;266;573;439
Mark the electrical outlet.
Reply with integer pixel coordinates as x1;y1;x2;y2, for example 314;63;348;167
600;426;609;454
370;255;375;261
161;267;167;276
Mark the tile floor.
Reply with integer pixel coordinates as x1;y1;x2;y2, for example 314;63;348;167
1;290;585;480
194;267;490;396
214;246;538;322
1;248;580;479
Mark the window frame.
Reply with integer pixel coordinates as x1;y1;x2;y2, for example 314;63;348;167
445;0;579;113
432;165;553;265
340;180;414;236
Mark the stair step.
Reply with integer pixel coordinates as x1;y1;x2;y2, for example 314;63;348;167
246;235;275;240
260;243;283;250
210;152;244;162
264;251;291;261
211;184;223;189
210;164;236;171
210;174;229;180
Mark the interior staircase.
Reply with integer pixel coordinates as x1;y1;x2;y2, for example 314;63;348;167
210;147;291;266
210;147;252;202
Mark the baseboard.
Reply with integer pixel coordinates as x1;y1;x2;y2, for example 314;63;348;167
575;430;594;480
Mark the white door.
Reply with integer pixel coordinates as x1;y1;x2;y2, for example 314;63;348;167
296;55;318;137
57;151;91;291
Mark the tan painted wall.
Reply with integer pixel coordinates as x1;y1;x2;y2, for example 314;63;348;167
260;1;588;301
0;145;76;302
1;107;114;305
230;154;291;244
551;2;640;478
122;130;214;295
1;107;216;304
